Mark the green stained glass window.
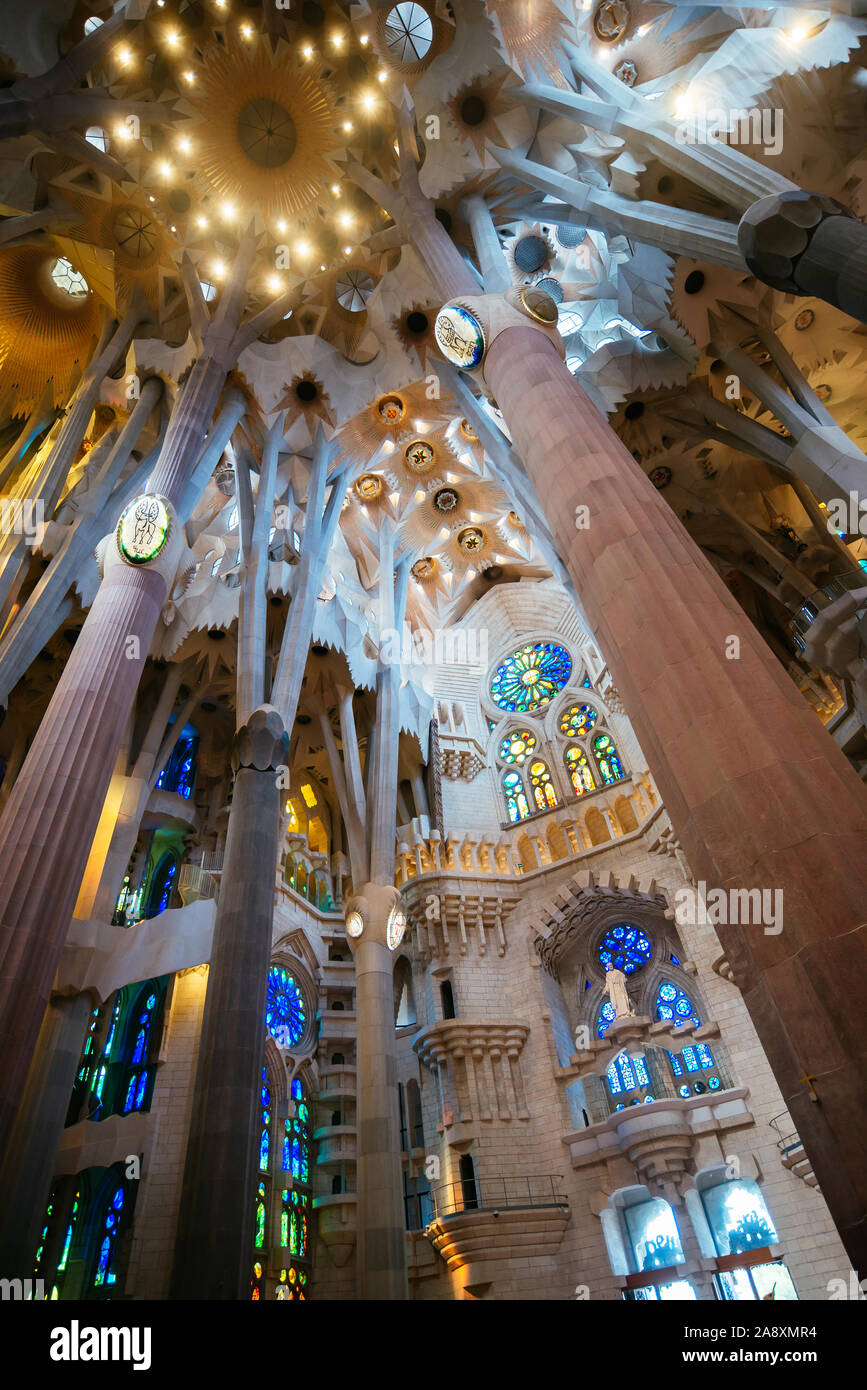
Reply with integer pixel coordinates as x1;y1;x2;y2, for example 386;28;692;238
594;732;625;783
490;642;572;713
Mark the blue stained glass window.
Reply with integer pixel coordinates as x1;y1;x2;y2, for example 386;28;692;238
598;1000;617;1037
93;1187;124;1287
594;732;625;783
607;1050;649;1096
155;731;198;799
490;642;572;713
598;924;652;975
265;967;306;1046
291;1078;303;1101
656;982;700;1026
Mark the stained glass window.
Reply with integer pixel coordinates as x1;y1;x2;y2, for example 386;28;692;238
260;1070;271;1171
255;1182;266;1249
155;730;198;799
265;966;306;1047
606;1050;650;1096
594;732;625;783
656;982;700;1026
498;729;537;764
565;744;596;795
598;924;652;975
559;703;597;737
503;770;530;823
93;1186;124;1287
490;642;572;713
528;759;558;810
597;999;616;1037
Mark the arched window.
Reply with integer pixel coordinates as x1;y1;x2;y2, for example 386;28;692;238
606;1049;652;1100
669;1044;721;1096
594;732;625;783
565;744;595;795
120;985;162;1114
67;980;167;1125
259;1070;271;1172
597;1000;616;1037
528;759;558;810
655;981;700;1025
155;727;198;798
92;1184;125;1289
598;924;652;975
144;851;178;918
503;770;530;823
559;703;597;737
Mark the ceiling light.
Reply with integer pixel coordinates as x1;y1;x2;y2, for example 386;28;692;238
343;245;352;256
221;201;236;220
114;123;132;141
331;32;344;47
338;210;353;228
276;219;287;233
788;23;808;40
360;34;369;46
267;274;284;294
302;43;313;58
377;70;388;83
165;30;179;46
182;70;195;83
158;160;173;178
331;184;340;195
296;239;312;258
212;259;227;279
195;215;208;229
240;22;253;39
342;121;353;133
116;47;132;66
361;92;376;111
178;136;192;153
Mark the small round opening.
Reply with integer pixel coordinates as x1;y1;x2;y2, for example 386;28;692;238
296;380;318;402
684;270;705;295
460;94;486;126
624;401;645;420
406;310;429;334
207;629;226;641
312;644;329;657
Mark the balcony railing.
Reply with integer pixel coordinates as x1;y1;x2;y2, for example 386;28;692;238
430;1174;566;1219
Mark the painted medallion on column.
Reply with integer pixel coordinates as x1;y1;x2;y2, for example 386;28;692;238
116;494;171;565
346;910;364;938
386;905;407;950
434;304;486;369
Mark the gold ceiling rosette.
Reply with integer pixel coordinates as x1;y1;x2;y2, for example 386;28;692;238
184;36;343;228
0;246;101;414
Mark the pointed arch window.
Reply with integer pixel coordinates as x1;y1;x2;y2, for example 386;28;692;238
594;732;625;783
93;1186;125;1289
155;728;198;799
528;759;558;810
606;1049;652;1098
565;744;596;795
503;769;530;822
655;981;700;1026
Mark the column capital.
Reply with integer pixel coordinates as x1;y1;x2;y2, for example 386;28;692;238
232;704;288;774
738;190;855;294
433;287;565;395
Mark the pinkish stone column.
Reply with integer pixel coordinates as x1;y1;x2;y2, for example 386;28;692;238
480;322;867;1273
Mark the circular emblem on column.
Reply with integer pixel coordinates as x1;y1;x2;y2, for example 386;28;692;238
346;910;364;939
519;286;559;325
434;303;486;369
386;905;407;951
116;494;171;565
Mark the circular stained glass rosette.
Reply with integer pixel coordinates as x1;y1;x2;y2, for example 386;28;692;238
265;966;306;1045
434;304;486;369
490;641;572;713
498;729;536;764
656;981;698;1024
116;494;171;565
559;702;597;737
387;906;407;951
405;440;435;472
598;924;652;976
345;910;364;938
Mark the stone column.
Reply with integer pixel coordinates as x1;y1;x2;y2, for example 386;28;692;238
170;706;287;1300
0;990;92;1272
739;191;867;326
344;883;409;1301
470;308;867;1272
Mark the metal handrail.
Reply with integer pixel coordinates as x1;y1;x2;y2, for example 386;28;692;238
768;1111;803;1154
429;1174;567;1219
790;572;867;644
